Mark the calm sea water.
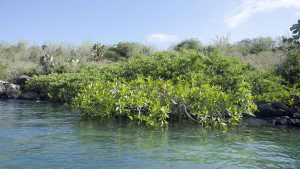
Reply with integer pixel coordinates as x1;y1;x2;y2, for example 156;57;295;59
0;100;299;169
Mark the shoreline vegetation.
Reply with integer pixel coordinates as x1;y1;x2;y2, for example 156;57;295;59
0;21;299;128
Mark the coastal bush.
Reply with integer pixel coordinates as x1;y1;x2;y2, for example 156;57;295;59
275;51;300;87
73;77;255;128
248;72;297;104
173;39;203;51
26;51;297;127
235;37;276;55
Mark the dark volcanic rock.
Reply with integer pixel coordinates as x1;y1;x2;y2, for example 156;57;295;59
19;92;38;101
271;102;290;112
255;103;289;118
291;106;300;119
17;75;30;90
272;116;300;127
255;101;300;127
294;95;300;106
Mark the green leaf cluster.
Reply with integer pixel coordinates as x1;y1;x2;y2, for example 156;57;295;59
73;77;256;128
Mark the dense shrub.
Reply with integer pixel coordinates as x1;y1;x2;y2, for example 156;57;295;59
27;51;297;127
91;42;153;61
73;77;255;128
173;39;203;51
275;51;300;87
235;37;276;55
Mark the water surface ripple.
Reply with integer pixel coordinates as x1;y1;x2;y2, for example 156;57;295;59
0;100;299;169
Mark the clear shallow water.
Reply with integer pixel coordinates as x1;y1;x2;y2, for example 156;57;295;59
0;100;299;169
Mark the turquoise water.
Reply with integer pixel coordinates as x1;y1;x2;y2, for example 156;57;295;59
0;100;299;169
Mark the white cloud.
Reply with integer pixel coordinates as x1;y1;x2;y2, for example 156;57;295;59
226;0;300;28
146;33;177;43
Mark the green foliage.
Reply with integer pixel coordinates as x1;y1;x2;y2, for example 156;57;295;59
90;42;153;61
0;41;154;81
248;72;296;104
0;63;7;80
173;38;203;51
73;77;255;128
0;36;291;82
235;37;276;55
103;50;125;62
1;29;297;128
275;51;300;87
27;51;296;127
0;63;6;72
115;42;152;58
27;72;95;102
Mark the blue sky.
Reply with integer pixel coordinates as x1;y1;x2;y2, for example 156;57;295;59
0;0;299;48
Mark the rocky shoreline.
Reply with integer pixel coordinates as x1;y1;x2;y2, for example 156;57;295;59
1;75;299;127
0;75;38;101
254;101;300;127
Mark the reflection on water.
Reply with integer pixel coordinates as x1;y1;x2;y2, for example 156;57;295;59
0;100;299;169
